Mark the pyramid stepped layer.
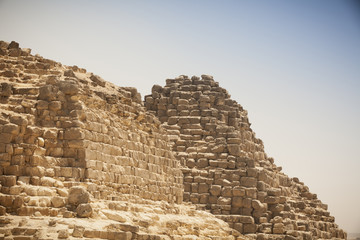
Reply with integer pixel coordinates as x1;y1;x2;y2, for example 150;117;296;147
145;75;346;240
0;41;240;239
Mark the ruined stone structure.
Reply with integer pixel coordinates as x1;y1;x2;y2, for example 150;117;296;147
145;76;347;240
0;41;346;240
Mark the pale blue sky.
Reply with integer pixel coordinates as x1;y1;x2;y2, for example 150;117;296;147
1;0;359;233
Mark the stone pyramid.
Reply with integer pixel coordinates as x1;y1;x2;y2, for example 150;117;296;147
145;75;346;239
0;40;346;239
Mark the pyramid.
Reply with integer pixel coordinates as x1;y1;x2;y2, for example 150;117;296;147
0;40;346;239
145;75;347;239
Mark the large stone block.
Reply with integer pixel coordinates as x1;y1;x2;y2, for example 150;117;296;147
240;177;257;187
232;197;243;207
210;185;221;196
68;186;90;206
64;128;84;140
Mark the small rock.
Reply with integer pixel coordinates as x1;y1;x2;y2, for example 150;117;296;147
72;225;85;237
64;69;76;77
34;211;42;217
49;219;57;226
63;211;74;218
58;229;69;239
76;203;92;218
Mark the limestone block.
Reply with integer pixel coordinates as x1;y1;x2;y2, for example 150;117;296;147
64;128;84;140
2;123;19;135
0;175;17;186
218;197;231;205
232;197;243;208
210;185;221;196
240;177;257;187
10;115;28;126
59;81;79;95
90;74;106;87
38;186;55;196
251;199;265;210
247;168;258;177
242;198;252;208
267;188;281;196
57;188;68;197
102;209;126;222
191;183;198;193
264;196;279;204
8;48;21;57
211;144;226;153
51;196;65;208
198;183;209;193
68;186;90;206
221;186;232;197
7;41;19;49
0;133;12;144
227;144;241;156
76;203;93;217
243;223;257;233
58;229;69;239
113;231;132;240
36;100;49;110
197;158;208;168
72;225;85;238
4;165;21;176
48;101;62;111
273;223;285;234
9;185;22;195
233;186;246;197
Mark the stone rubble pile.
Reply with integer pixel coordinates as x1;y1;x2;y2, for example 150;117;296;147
145;75;346;240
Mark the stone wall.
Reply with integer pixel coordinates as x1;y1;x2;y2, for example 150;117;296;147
0;41;183;220
145;75;346;239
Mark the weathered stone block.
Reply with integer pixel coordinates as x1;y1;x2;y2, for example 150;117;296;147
0;175;17;186
218;197;231;205
233;186;246;197
240;177;257;187
198;183;209;193
72;225;85;237
210;185;221;196
2;124;19;134
232;197;243;207
68;186;90;206
64;128;84;140
0;133;12;143
243;223;257;233
51;196;65;208
221;186;232;197
76;203;93;217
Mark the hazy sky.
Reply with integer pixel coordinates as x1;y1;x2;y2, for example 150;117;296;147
1;0;359;233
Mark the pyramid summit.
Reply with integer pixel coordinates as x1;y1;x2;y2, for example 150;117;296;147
0;40;346;239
